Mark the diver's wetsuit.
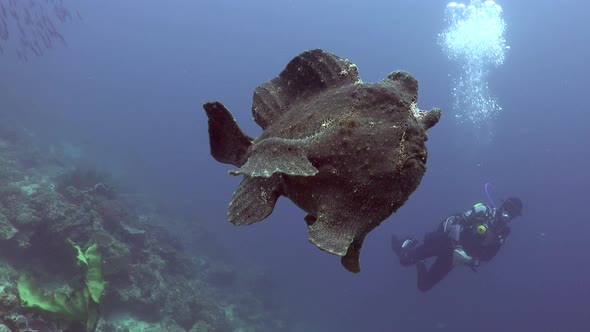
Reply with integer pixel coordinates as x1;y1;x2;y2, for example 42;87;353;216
397;228;454;292
393;203;510;292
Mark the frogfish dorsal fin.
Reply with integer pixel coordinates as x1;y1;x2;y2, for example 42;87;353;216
252;49;360;129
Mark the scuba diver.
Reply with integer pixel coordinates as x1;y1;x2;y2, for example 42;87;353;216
391;197;523;292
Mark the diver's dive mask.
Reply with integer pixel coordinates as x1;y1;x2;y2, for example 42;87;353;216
500;210;512;223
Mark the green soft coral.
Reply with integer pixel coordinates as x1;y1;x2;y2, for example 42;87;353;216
17;240;106;332
84;243;105;303
17;274;87;320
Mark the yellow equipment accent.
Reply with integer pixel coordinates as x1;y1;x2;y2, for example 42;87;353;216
476;224;487;235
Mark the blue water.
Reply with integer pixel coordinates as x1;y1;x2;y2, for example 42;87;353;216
1;0;588;331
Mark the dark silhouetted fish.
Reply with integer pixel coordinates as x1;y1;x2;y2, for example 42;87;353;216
203;49;441;272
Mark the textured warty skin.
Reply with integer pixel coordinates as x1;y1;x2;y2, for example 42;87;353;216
203;49;441;273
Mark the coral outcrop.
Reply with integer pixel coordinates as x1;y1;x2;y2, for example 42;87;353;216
0;123;286;331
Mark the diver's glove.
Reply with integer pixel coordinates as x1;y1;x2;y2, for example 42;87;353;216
452;248;473;266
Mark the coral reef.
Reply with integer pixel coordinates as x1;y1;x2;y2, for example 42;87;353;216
0;124;287;331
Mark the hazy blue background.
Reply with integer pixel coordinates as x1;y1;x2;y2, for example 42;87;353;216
1;0;588;331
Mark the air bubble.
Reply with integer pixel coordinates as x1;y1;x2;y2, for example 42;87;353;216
438;0;508;138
